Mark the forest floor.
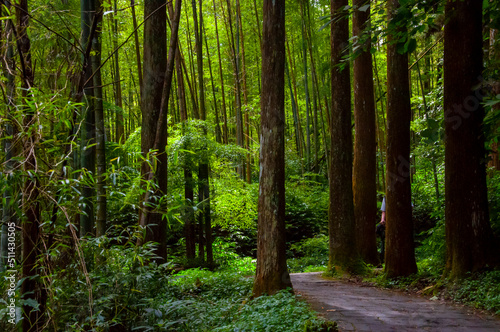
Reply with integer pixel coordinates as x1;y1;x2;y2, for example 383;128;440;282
291;272;500;331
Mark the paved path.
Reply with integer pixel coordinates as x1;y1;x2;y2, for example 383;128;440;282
291;272;500;332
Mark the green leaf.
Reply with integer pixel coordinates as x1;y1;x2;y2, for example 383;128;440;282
359;4;370;12
406;38;417;53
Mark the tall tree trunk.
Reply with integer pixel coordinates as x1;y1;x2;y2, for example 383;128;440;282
352;0;379;265
286;61;302;159
385;0;417;278
225;0;245;175
168;0;196;260
328;0;361;273
17;0;45;329
139;0;182;261
131;0;143;98
0;0;16;272
192;0;213;266
80;0;96;237
300;2;311;170
92;3;106;237
236;0;252;183
373;54;386;192
213;0;229;144
304;0;320;172
204;29;222;143
113;0;125;143
253;0;291;297
444;0;495;278
140;0;168;260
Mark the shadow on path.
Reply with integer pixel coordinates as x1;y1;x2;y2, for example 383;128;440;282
291;272;500;332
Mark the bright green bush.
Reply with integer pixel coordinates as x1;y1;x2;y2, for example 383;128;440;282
288;235;329;273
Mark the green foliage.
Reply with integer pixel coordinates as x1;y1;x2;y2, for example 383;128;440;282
6;235;330;331
212;175;258;230
288;235;329;273
449;271;500;314
415;219;446;276
285;182;329;244
211;238;256;275
488;171;500;236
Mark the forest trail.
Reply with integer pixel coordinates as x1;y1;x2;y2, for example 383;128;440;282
291;272;500;332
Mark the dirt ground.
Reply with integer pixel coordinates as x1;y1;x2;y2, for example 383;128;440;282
291;272;500;332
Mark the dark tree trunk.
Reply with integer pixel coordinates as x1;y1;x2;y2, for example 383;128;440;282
92;3;106;237
192;0;213;265
80;0;96;237
113;0;125;143
17;0;45;329
384;0;417;278
444;0;495;278
253;0;291;297
213;0;228;144
352;0;379;266
0;0;16;272
168;0;196;260
140;0;168;260
328;0;361;273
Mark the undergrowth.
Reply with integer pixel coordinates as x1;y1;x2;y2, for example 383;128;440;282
0;234;334;331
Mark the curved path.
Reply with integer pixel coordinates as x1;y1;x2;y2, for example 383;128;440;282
291;272;500;332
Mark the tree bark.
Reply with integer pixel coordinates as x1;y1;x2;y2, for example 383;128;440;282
131;0;143;99
92;3;106;237
253;0;291;297
80;0;96;237
444;0;495;278
17;0;45;329
113;0;125;144
213;0;228;144
352;0;379;266
384;0;417;278
0;0;16;272
139;0;168;260
328;0;361;273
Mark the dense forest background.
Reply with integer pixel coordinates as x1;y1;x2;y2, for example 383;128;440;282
1;0;500;330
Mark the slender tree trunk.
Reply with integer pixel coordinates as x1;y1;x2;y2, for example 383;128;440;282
384;0;417;278
17;0;45;329
185;3;200;119
131;0;143;98
300;2;311;170
286;39;304;165
168;0;196;260
192;0;213;266
80;0;96;237
203;28;222;143
113;0;125;143
236;0;252;183
329;0;361;273
92;3;106;237
304;0;320;172
416;55;440;200
253;0;291;297
0;0;16;272
225;0;244;175
444;0;496;278
352;0;379;266
373;54;386;192
212;0;229;144
286;61;301;158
